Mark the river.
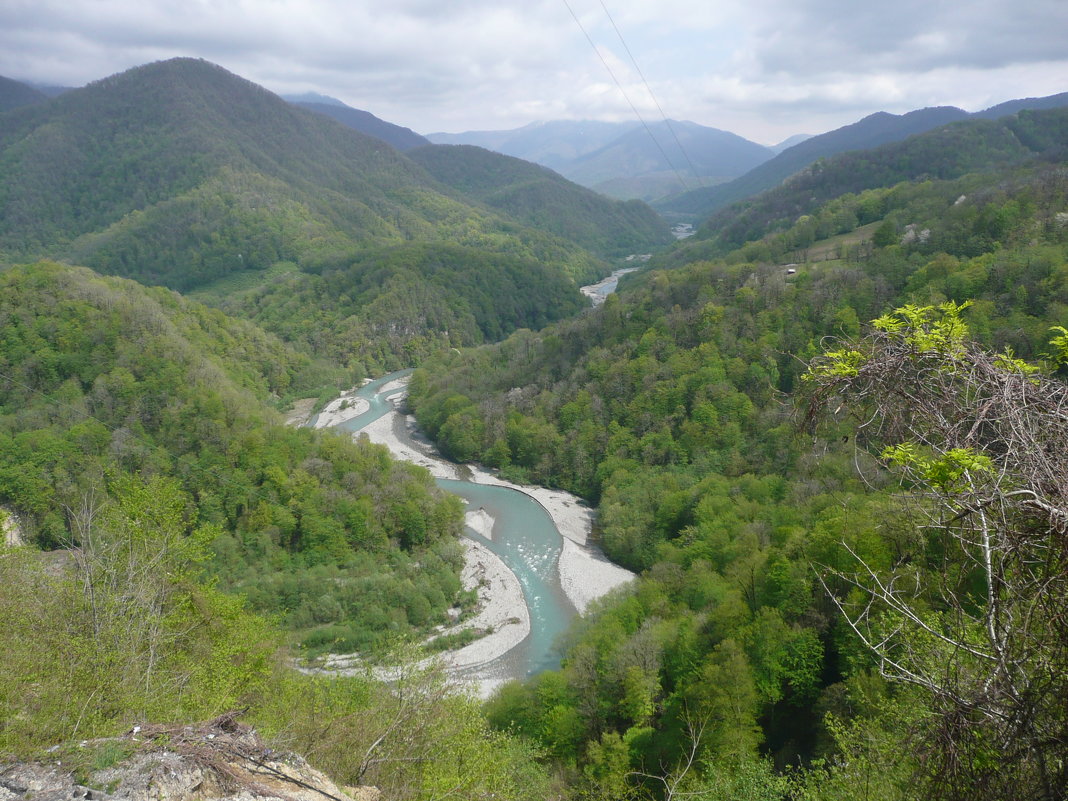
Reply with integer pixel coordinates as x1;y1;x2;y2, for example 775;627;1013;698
579;265;641;306
311;371;632;695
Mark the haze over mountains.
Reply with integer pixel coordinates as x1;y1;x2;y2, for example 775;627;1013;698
429;93;1068;210
3;46;1068;801
431;119;778;201
284;96;431;151
0;74;47;111
0;57;670;367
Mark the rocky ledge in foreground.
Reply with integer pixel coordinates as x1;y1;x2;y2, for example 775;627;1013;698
0;714;379;801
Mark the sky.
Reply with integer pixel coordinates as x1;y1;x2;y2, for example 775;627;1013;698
1;0;1066;145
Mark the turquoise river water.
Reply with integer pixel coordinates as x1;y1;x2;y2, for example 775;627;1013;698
317;370;577;683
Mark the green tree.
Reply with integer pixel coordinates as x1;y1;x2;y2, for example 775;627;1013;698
804;305;1068;800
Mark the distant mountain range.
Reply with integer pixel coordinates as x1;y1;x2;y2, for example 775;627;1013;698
0;59;670;364
560;120;774;201
0;75;48;111
284;96;431;151
659;93;1068;218
672;104;1068;263
407;144;671;257
428;93;1068;213
431;119;776;202
429;120;642;171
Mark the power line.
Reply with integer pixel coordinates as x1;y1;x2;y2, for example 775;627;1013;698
595;0;701;181
560;0;690;193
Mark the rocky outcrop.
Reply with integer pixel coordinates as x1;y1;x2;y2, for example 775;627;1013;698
0;715;379;801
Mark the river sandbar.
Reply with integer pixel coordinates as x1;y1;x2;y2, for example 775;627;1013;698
312;391;370;429
355;379;635;620
311;537;529;698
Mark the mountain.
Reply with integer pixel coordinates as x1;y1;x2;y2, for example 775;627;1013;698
428;120;641;171
406;143;672;257
411;124;1068;798
660;93;1068;218
0;58;630;366
681;106;1068;257
974;91;1068;119
659;106;971;217
289;99;431;151
0;75;47;111
770;133;812;154
558;119;773;200
0;58;605;287
430;119;773;202
0;57;487;290
281;90;348;107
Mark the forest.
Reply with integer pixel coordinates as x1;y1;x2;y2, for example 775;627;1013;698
1;58;1067;801
408;153;1068;799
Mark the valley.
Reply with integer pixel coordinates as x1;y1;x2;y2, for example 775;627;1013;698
1;53;1067;801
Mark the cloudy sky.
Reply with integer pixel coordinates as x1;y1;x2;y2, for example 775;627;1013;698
1;0;1066;144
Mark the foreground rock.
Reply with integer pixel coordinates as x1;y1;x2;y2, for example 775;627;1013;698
0;715;378;801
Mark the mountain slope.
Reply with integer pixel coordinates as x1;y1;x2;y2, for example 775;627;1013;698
0;58;600;293
290;99;430;151
659;106;970;216
559;119;772;200
411;139;1068;798
0;259;466;653
681;107;1068;257
428;120;641;171
0;75;47;111
406;144;672;257
661;93;1068;218
974;91;1068;119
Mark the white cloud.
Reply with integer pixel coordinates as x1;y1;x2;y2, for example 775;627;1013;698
0;0;1065;141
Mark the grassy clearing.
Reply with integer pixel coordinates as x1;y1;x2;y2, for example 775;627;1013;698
804;221;880;262
188;260;300;300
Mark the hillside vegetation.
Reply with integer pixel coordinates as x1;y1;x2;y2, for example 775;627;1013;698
672;107;1068;262
407;144;672;257
660;95;1068;219
0;261;471;655
215;241;590;370
409;132;1068;798
0;58;641;365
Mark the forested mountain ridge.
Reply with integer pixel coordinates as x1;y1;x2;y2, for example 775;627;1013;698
559;119;773;201
408;136;1068;797
658;105;969;216
0;260;469;656
0;75;47;111
0;57;608;292
407;144;673;257
290;99;431;151
0;57;660;367
672;106;1068;262
213;241;591;370
660;93;1068;218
